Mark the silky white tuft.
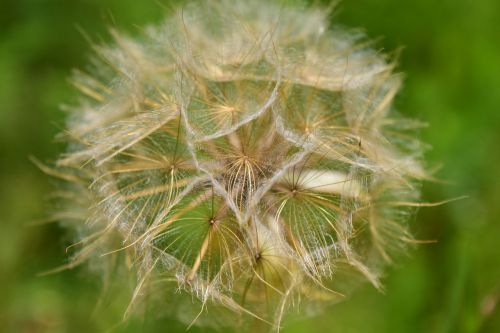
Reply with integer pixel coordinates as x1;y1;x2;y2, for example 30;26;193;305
50;0;427;330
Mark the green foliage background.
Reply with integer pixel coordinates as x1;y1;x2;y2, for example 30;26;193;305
1;0;499;332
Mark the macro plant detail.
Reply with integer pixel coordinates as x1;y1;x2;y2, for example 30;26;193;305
50;0;427;329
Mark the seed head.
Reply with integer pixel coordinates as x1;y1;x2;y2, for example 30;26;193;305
52;0;426;330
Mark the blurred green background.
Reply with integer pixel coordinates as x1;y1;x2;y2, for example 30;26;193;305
1;0;499;332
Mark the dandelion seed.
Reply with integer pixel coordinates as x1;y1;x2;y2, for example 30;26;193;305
48;0;427;330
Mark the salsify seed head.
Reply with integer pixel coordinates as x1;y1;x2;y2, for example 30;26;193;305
53;0;427;330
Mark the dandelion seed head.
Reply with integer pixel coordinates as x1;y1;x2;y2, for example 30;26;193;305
53;0;427;329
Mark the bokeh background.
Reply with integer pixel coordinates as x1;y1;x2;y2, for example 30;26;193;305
1;0;499;332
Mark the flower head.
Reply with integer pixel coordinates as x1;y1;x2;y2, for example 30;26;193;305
53;0;426;329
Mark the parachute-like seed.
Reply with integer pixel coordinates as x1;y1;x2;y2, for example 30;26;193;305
50;0;427;330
